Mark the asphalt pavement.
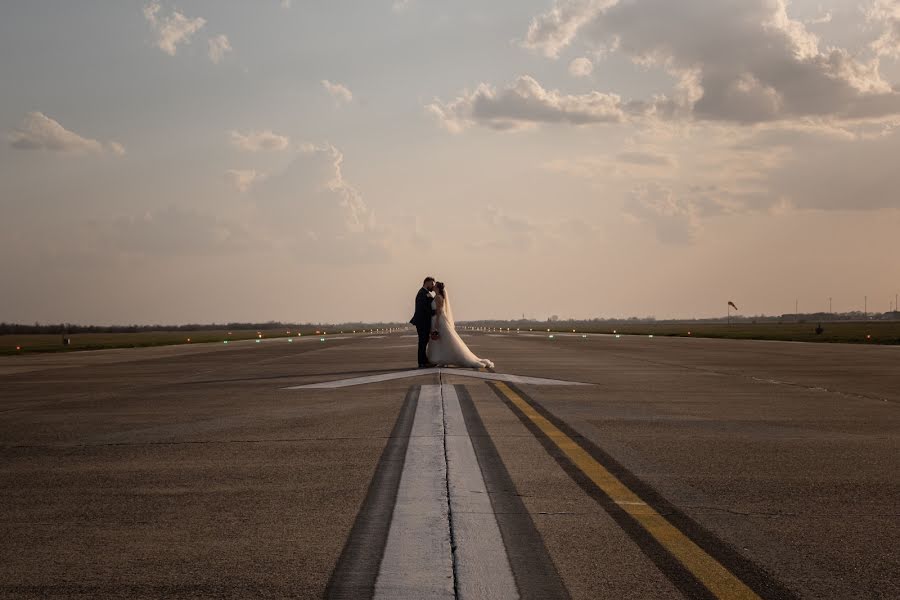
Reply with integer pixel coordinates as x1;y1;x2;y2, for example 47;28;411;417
0;332;897;599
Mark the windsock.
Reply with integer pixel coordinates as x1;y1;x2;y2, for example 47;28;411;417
728;301;738;310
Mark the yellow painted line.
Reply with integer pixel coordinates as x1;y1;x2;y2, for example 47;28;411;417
494;381;762;600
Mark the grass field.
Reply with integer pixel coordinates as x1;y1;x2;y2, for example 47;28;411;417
3;321;899;355
478;321;900;345
0;327;366;355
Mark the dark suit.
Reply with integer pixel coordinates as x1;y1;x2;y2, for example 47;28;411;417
410;287;435;366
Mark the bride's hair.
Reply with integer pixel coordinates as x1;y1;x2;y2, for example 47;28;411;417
435;281;446;298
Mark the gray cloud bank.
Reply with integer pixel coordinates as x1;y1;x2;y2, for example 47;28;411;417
436;0;900;130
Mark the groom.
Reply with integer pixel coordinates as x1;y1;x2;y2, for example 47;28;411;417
410;276;436;368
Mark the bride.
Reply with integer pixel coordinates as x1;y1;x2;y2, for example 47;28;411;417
427;282;494;369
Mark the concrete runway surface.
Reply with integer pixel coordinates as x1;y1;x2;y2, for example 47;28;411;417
0;332;897;599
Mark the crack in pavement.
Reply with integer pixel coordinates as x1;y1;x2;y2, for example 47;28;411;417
439;371;462;600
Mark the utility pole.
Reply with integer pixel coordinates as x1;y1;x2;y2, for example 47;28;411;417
864;295;867;318
795;299;798;321
829;297;832;315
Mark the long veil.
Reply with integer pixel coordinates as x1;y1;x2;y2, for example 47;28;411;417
442;292;455;329
430;288;493;369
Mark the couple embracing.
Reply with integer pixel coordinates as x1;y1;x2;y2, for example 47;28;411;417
410;276;494;369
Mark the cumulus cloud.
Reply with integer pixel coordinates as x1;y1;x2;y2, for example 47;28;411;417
428;75;640;132
8;112;124;156
868;0;900;59
83;145;389;263
248;144;390;263
143;2;206;56
522;0;900;124
229;129;290;152
208;34;232;64
523;0;616;58
568;56;594;77
321;80;353;105
225;169;266;192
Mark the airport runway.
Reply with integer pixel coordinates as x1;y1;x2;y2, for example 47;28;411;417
0;332;897;599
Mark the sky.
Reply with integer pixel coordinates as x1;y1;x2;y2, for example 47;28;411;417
1;0;899;324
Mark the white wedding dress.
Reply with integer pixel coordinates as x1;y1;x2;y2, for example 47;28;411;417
426;294;494;369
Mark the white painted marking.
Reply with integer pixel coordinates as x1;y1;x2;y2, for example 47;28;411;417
375;385;453;599
443;385;519;599
375;384;518;599
283;368;591;389
444;369;591;387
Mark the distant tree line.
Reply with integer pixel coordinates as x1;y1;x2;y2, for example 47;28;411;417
459;311;900;329
2;311;897;336
0;321;407;335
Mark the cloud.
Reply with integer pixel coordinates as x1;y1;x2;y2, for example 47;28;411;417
143;2;206;56
623;182;704;244
427;75;637;132
543;149;676;179
81;145;390;264
550;118;900;246
108;141;127;156
476;205;603;251
225;169;266;192
568;56;594;77
92;205;250;258
761;123;900;212
616;150;674;166
482;205;539;249
321;80;353;105
247;144;392;263
523;0;616;58
521;0;900;124
8;112;124;155
208;34;232;64
392;0;414;13
229;129;290;152
280;0;292;7
868;0;900;59
805;10;832;26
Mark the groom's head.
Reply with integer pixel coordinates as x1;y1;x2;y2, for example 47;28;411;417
423;276;435;291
